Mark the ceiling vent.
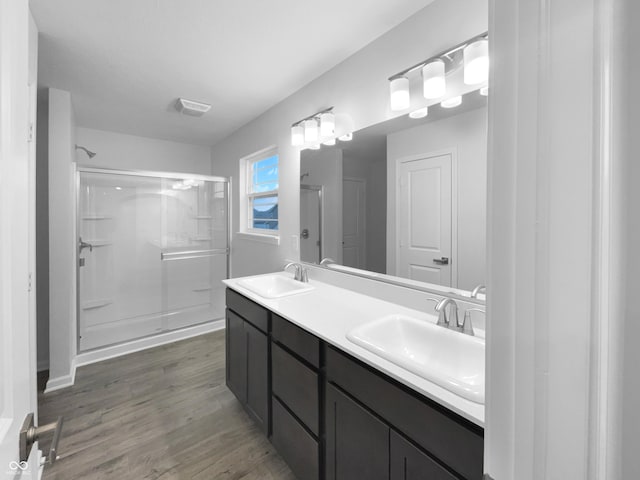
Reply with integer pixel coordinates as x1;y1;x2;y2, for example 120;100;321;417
175;98;211;117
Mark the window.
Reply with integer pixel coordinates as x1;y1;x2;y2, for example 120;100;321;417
242;148;279;234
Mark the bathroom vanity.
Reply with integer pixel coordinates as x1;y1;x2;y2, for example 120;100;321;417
223;271;485;480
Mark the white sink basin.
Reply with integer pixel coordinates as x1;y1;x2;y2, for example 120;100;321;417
237;274;314;299
347;314;485;404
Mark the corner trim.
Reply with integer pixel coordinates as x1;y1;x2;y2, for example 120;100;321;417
44;359;76;393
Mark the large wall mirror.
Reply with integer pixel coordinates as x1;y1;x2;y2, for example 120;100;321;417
299;90;487;293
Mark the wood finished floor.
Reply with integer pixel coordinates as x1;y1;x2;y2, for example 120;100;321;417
38;331;295;480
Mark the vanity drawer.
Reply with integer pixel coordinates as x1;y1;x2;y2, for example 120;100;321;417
326;346;483;480
272;313;320;368
272;396;319;480
226;288;269;333
272;343;319;435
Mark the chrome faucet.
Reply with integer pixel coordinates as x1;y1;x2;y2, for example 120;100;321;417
434;297;459;329
470;285;486;298
284;262;309;283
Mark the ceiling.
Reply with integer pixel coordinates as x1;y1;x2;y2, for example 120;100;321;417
31;0;434;146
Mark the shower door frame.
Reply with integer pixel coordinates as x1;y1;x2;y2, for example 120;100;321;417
75;166;231;354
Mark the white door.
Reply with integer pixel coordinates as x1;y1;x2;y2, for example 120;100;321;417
300;186;321;263
342;178;366;269
0;2;40;478
397;153;452;286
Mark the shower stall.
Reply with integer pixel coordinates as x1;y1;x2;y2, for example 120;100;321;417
76;167;229;352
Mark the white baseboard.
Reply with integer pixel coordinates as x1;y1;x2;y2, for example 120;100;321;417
75;319;225;369
44;359;76;393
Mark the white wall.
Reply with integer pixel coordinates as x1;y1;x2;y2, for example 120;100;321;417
75;127;212;174
47;88;77;389
209;0;488;277
387;106;487;291
301;148;343;264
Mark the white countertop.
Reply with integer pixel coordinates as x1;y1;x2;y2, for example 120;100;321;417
223;271;485;427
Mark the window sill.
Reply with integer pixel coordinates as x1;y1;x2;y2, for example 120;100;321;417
236;231;280;246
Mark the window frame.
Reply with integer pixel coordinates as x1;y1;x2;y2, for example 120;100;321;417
240;146;280;238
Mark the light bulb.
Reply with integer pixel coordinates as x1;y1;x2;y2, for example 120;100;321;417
422;60;446;99
309;144;321;150
291;124;304;146
323;138;336;146
389;76;410;111
464;38;489;85
320;112;335;137
409;107;429;119
338;133;353;142
304;118;319;142
441;96;462;108
480;86;489;96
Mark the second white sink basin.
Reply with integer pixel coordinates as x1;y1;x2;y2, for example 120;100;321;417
237;274;314;299
347;314;485;404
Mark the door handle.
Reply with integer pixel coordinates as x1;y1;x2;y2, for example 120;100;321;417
19;413;64;464
79;237;93;253
433;257;449;265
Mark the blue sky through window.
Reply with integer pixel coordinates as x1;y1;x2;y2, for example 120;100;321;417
252;155;279;193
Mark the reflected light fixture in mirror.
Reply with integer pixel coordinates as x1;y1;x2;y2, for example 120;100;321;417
291;124;304;146
338;132;353;141
463;38;489;85
309;144;321;150
390;76;410;111
323;138;336;146
409;107;429;119
441;96;462;108
304;118;319;142
422;59;446;99
480;86;489;96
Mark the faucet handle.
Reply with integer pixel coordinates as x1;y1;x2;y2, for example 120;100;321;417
462;308;485;336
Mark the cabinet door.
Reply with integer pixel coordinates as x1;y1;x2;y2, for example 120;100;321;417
226;309;247;403
245;320;269;433
326;383;389;480
390;430;458;480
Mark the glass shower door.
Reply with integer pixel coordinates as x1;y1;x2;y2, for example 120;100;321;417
77;170;229;352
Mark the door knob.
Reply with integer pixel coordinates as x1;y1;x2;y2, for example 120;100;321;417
433;257;449;265
19;413;64;464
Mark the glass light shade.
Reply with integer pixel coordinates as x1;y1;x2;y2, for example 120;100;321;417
291;124;304;146
480;86;489;96
464;39;489;85
323;138;336;146
309;144;321;150
441;96;462;108
409;107;429;119
304;119;319;142
338;133;353;142
422;60;446;99
389;76;410;111
320;112;335;137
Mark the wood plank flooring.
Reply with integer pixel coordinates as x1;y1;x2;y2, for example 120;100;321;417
38;331;296;480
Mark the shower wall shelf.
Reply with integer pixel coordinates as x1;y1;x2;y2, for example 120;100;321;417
194;215;212;220
82;215;113;220
82;299;113;310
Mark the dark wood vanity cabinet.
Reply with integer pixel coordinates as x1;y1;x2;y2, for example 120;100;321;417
225;289;484;480
225;290;269;434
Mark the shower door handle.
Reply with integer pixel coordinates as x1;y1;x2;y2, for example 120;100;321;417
79;237;93;253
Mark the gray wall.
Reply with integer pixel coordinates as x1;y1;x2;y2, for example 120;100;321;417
36;88;49;371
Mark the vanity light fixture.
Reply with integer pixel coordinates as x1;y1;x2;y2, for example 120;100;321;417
480;86;489;96
320;112;335;137
409;107;429;119
290;106;334;147
309;144;321;150
463;38;489;85
304;118;319;142
323;138;336;146
389;76;411;111
291;124;304;146
338;133;353;142
387;32;488;110
422;60;446;99
441;96;462;108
